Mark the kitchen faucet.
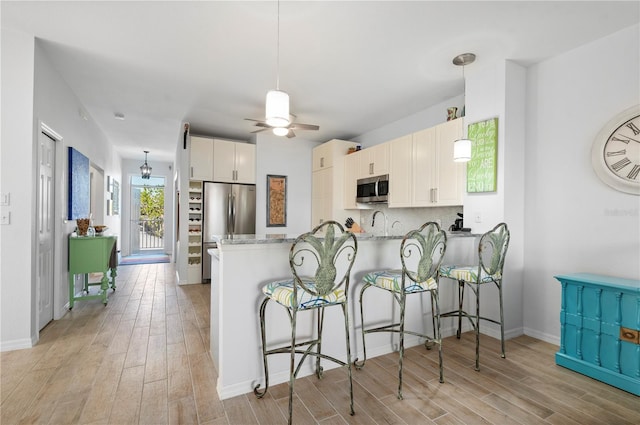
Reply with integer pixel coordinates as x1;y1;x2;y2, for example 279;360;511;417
372;210;388;236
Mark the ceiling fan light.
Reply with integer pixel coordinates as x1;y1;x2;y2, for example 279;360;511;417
265;89;290;127
272;126;289;137
453;138;472;162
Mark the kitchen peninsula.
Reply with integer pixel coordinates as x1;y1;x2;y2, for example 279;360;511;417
209;231;479;400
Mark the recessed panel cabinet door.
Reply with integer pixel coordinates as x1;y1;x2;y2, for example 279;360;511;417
213;139;236;183
412;128;436;206
389;134;413;207
435;119;465;206
234;143;256;184
190;136;214;181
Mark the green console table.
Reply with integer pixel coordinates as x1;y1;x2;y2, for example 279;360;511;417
68;235;118;309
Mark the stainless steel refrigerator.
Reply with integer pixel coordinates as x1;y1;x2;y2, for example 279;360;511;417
202;182;256;281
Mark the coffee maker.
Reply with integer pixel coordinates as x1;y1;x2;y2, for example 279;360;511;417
449;213;465;232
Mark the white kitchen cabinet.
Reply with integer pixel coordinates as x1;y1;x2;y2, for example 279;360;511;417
412;120;465;207
388;134;413;207
190;136;214;181
433;119;465;205
213;139;256;184
311;139;359;227
357;142;389;178
312;142;334;172
387;119;464;208
342;152;360;209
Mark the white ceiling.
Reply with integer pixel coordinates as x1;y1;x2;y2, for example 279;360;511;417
3;1;639;162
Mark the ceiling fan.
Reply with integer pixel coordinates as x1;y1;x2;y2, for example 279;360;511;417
245;115;320;138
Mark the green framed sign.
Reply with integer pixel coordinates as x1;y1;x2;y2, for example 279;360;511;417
467;117;498;193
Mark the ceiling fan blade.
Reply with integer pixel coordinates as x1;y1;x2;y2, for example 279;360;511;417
253;122;272;129
290;123;319;131
244;118;266;123
251;128;270;134
286;130;296;138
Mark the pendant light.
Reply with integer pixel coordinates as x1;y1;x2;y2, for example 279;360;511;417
265;0;290;130
140;150;152;179
452;53;476;162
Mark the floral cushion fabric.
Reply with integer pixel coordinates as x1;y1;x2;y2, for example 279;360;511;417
439;265;500;283
263;279;346;309
363;270;437;293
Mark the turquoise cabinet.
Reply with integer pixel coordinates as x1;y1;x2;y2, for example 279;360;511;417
555;273;640;395
68;235;118;308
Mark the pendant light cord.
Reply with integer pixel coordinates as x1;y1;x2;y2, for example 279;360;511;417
276;0;280;90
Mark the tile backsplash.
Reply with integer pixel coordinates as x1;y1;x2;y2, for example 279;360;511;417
356;205;463;236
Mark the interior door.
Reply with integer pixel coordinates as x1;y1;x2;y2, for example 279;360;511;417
37;131;55;330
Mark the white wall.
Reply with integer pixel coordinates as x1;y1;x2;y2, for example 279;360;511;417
0;32;124;350
0;28;37;350
523;25;640;343
255;133;317;235
353;95;464;148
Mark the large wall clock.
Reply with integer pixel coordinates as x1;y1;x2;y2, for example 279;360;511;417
591;105;640;195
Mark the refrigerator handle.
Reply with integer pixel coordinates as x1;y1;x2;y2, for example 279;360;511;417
227;193;233;235
231;193;236;234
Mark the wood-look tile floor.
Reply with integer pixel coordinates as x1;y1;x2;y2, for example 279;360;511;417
2;262;638;424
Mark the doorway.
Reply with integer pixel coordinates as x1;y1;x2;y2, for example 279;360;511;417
37;126;58;330
129;175;165;255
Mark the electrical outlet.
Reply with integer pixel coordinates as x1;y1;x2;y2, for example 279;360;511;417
474;212;482;223
0;193;9;206
1;211;10;225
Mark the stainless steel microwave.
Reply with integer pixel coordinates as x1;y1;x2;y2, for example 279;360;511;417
356;174;389;203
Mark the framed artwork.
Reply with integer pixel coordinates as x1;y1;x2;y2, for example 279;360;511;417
106;199;113;216
107;175;113;193
267;174;287;227
111;179;120;215
466;117;498;193
67;147;90;220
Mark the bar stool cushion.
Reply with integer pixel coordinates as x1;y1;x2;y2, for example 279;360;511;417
263;279;346;309
363;270;437;293
439;265;501;283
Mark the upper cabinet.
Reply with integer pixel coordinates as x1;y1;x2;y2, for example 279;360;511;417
189;136;256;184
357;142;389;178
311;139;359;227
212;139;256;184
388;134;413;207
312;141;335;171
190;136;214;181
388;119;465;208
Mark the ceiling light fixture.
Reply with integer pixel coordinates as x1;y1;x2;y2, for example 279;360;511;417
265;0;290;130
114;112;125;120
140;150;152;179
272;126;289;137
452;53;476;162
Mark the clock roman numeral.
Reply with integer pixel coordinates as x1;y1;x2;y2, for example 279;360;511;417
626;122;640;135
611;157;631;172
627;165;640;180
606;149;626;157
611;136;630;144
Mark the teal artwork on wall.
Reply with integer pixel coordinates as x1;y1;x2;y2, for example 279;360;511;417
68;147;90;219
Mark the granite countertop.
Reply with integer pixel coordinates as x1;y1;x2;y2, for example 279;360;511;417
213;231;478;245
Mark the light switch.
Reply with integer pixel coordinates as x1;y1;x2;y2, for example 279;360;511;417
0;193;9;206
1;211;10;225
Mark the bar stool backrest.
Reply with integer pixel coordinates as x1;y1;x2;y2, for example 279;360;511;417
289;220;358;297
478;222;510;278
400;221;447;284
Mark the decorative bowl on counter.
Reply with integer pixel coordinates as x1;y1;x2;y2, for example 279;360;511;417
94;225;108;234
